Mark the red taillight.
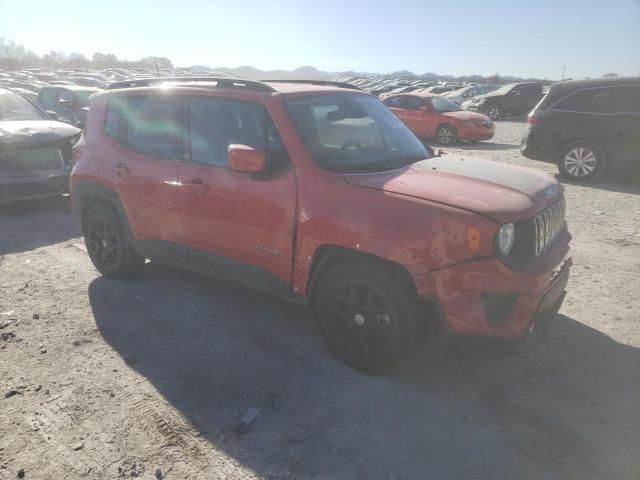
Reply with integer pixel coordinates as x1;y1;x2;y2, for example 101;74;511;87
527;114;538;127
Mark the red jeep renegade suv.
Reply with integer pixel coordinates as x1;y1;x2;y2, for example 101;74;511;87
70;77;571;372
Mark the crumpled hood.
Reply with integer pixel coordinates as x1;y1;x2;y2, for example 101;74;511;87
344;156;563;224
442;110;491;123
0;120;80;145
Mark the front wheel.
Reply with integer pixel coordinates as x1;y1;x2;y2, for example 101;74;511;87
436;124;457;145
557;141;606;181
83;204;145;278
314;262;419;373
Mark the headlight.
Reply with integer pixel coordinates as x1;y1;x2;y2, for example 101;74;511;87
497;223;516;256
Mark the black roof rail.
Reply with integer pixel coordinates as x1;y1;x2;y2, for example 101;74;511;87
261;79;362;91
106;77;276;92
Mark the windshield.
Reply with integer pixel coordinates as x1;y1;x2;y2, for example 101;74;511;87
430;97;463;112
73;90;95;108
0;90;46;121
285;93;430;173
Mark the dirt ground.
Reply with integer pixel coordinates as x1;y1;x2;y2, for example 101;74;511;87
1;118;639;480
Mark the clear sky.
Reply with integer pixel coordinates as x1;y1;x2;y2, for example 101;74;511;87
1;0;639;79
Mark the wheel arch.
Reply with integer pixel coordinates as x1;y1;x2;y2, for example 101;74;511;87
306;245;440;339
71;183;137;246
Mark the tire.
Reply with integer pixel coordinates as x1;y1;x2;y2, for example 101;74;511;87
313;261;419;373
486;104;503;121
557;141;606;182
82;203;145;278
436;124;457;146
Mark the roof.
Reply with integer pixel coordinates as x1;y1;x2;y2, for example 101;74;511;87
104;77;365;96
548;76;640;96
384;91;439;99
41;85;100;92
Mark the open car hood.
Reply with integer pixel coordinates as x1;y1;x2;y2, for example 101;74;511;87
343;156;562;224
0;120;80;145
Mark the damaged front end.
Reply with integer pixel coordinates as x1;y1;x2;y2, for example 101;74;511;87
0;121;80;202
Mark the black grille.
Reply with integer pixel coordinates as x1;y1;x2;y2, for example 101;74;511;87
502;197;566;270
534;197;566;256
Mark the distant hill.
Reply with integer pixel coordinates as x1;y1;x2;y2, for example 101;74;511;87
211;65;330;80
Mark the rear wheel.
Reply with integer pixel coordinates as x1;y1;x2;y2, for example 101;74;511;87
83;204;144;278
314;262;419;373
557;141;606;181
436;124;457;145
486;104;503;120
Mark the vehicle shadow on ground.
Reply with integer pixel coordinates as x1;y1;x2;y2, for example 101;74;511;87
90;264;640;480
422;141;517;152
454;142;518;151
555;174;640;195
0;196;80;255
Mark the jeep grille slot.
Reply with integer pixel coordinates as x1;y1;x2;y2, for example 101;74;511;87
534;197;565;256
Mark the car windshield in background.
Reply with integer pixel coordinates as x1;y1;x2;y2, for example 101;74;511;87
74;90;95;107
0;90;46;121
285;93;430;173
430;97;463;112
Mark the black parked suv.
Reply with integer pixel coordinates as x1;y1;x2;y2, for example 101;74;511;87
36;85;99;127
464;82;544;120
521;78;640;181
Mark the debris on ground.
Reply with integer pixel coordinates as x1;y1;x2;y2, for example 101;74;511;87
4;389;22;399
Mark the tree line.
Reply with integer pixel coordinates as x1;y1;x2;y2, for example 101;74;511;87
0;38;173;71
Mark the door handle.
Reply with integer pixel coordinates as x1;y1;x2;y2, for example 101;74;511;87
111;162;131;177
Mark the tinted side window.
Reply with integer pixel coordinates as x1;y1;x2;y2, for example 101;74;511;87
404;97;424;110
125;96;182;159
384;97;403;108
40;88;58;108
104;97;125;139
188;98;288;169
553;88;614;114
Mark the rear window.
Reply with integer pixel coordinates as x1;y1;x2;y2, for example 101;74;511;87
552;87;614;114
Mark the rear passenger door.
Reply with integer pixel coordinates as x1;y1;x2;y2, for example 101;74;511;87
102;95;186;263
177;97;297;296
612;85;640;171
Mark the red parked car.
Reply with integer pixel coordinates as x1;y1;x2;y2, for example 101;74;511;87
383;93;495;145
70;78;570;372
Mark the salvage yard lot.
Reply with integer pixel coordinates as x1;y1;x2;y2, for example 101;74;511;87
1;119;639;480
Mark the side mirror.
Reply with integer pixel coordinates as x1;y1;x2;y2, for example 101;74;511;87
58;98;72;108
228;144;267;173
419;106;431;112
46;110;59;120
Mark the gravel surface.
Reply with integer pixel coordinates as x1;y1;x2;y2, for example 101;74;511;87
1;118;639;480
